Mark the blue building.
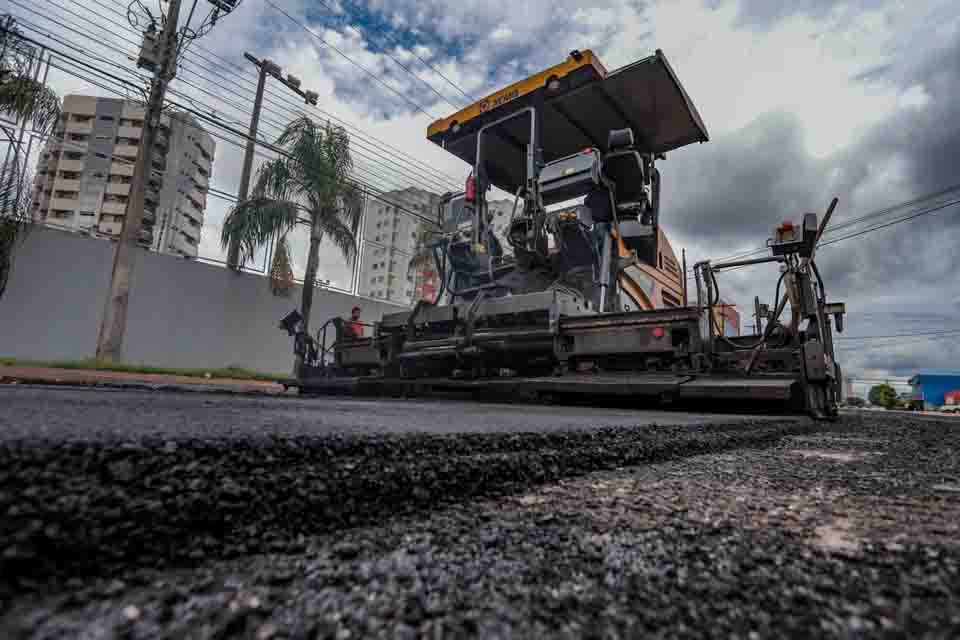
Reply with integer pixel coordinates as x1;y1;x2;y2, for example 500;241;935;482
908;371;960;409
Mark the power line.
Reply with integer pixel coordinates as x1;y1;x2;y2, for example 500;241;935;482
820;198;960;247
703;184;960;268
333;0;475;103
37;0;464;192
308;0;466;110
263;0;439;120
12;15;447;223
16;29;442;229
21;0;459;196
685;187;960;285
836;329;960;342
839;332;960;348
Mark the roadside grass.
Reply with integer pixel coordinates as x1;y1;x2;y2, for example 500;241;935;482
0;357;282;382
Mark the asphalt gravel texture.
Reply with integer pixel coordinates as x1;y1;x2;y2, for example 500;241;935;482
1;386;958;638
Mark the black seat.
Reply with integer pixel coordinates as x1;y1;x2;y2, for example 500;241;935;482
603;128;648;213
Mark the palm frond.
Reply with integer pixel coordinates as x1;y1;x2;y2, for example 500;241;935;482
229;114;360;283
220;197;300;266
318;213;359;263
252;158;294;201
0;18;61;136
0;77;60;136
0;158;33;299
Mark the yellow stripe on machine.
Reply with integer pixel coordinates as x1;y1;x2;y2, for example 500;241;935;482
426;50;607;140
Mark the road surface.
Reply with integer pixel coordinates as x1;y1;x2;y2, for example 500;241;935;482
0;384;789;441
2;386;958;638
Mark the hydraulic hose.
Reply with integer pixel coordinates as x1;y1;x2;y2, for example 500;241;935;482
708;267;786;350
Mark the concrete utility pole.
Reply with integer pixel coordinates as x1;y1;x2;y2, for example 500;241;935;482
226;52;318;270
95;0;182;362
95;0;241;362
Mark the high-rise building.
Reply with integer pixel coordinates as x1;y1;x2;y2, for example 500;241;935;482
357;187;441;305
30;95;215;258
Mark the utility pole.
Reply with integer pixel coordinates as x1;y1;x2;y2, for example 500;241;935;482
95;0;242;362
226;52;318;270
96;0;182;362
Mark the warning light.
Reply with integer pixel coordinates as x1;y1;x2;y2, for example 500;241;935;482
652;326;665;339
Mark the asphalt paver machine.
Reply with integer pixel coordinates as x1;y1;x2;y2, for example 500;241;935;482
291;49;846;418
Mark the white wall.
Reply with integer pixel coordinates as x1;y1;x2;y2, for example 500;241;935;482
0;226;401;374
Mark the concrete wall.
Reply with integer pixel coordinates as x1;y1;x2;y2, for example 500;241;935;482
0;226;402;374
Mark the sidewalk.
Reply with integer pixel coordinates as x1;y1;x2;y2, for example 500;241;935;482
0;365;287;395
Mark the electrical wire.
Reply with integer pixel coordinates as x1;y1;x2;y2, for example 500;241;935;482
32;42;441;233
12;21;443;226
701;183;960;269
835;329;960;342
263;0;439;120
331;0;475;103
26;0;465;194
307;0;466;110
19;0;459;196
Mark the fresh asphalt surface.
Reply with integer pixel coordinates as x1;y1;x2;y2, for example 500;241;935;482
0;385;782;441
2;385;958;638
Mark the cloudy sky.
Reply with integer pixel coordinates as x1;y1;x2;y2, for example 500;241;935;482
14;0;960;392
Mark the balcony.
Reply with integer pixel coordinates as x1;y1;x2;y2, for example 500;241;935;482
110;162;135;177
180;206;202;226
194;154;212;172
106;182;131;196
101;201;127;215
49;197;79;211
52;178;81;192
65;120;93;134
58;158;85;172
186;188;205;209
192;171;209;189
98;221;122;236
117;125;142;139
114;144;140;159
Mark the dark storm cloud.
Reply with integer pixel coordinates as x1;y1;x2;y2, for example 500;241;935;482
660;111;826;251
659;24;960;376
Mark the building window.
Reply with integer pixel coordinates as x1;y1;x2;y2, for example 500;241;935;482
99;115;115;121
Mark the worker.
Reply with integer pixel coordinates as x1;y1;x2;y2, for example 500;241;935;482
344;305;364;338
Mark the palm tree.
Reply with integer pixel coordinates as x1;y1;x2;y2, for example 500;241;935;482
0;16;60;299
221;116;363;363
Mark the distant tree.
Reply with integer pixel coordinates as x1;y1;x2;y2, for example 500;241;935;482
868;384;898;410
846;396;866;408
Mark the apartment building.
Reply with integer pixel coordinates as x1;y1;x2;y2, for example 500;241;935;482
357;187;441;305
31;95;216;258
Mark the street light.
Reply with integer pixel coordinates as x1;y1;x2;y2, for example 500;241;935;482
226;52;323;270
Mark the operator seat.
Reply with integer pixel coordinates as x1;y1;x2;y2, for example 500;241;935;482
603;128;649;219
604;128;660;265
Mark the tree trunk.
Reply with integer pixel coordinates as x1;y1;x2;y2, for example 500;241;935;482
294;212;323;375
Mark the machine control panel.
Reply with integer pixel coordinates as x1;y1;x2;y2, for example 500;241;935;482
768;212;818;257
